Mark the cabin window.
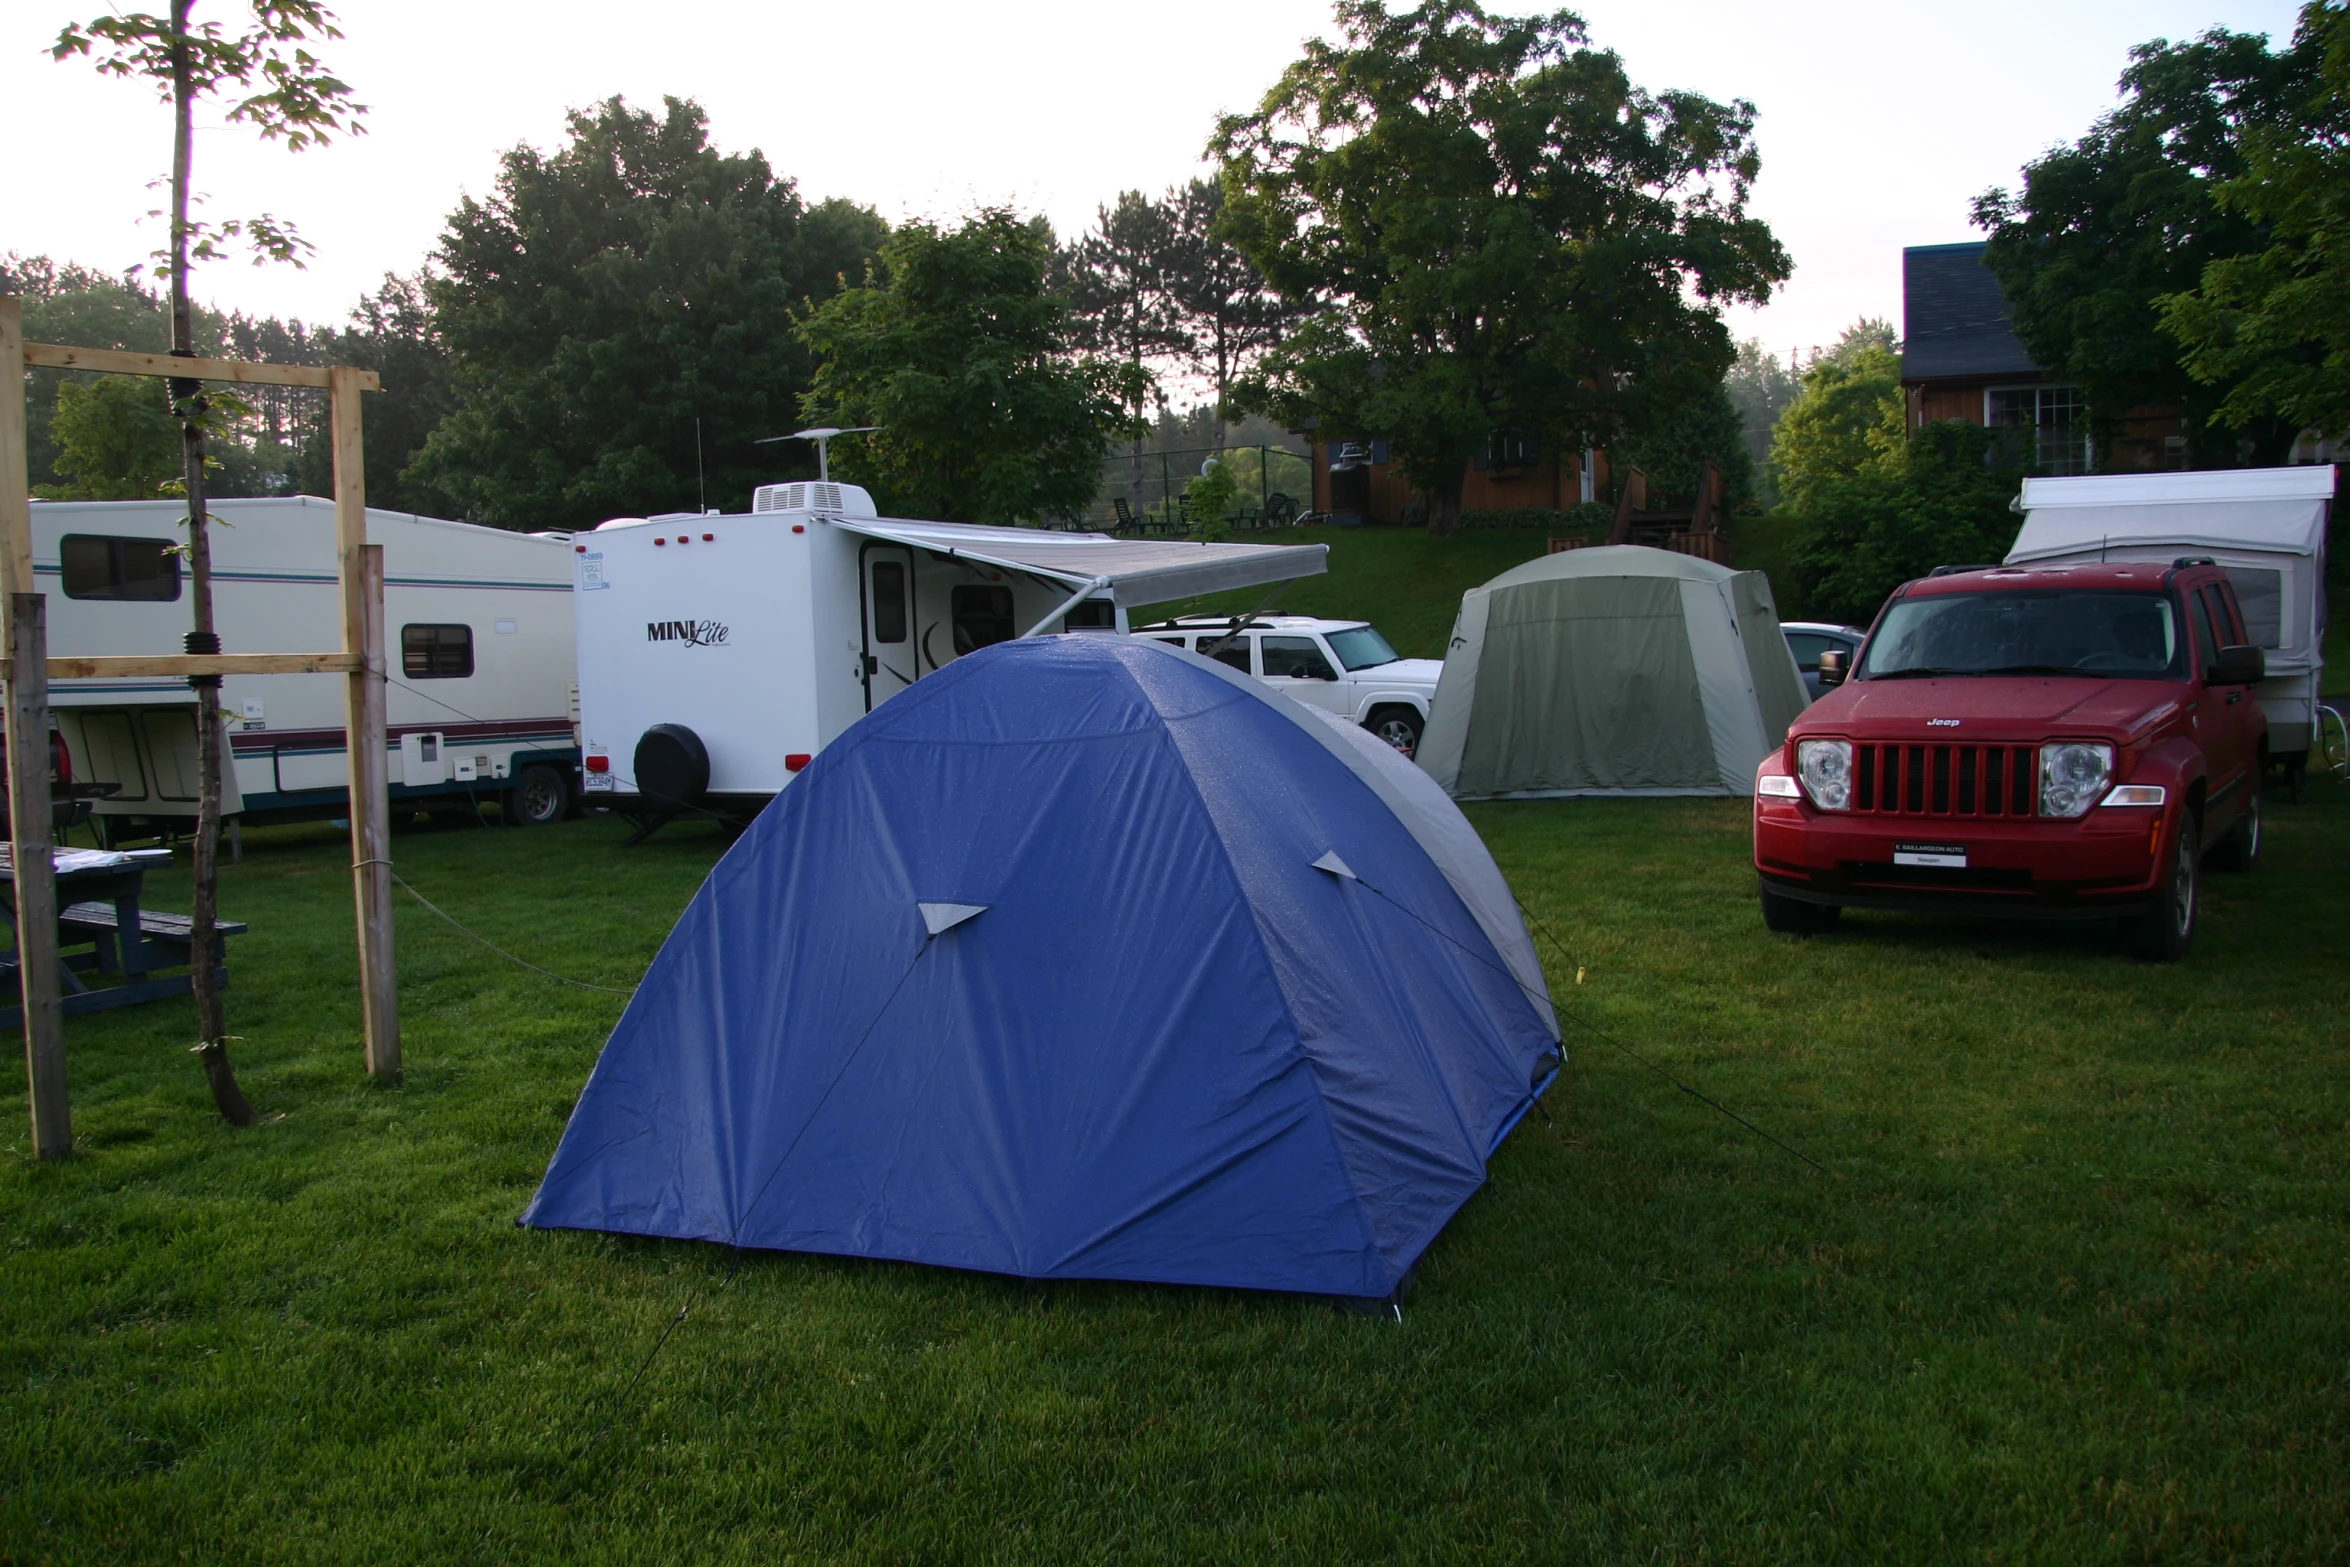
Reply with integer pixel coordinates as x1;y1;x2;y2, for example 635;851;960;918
950;585;1015;655
870;560;909;643
1064;599;1116;630
402;623;474;679
60;535;180;602
1986;385;2092;474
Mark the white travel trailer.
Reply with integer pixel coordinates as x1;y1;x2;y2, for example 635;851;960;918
574;480;1327;831
28;496;580;841
2005;464;2334;792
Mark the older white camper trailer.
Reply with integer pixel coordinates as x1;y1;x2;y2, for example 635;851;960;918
2005;466;2334;793
29;496;579;841
574;481;1327;832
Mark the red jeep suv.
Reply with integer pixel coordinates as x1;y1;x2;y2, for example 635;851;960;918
1753;560;2267;960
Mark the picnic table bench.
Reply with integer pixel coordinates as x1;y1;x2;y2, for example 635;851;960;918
0;847;246;1028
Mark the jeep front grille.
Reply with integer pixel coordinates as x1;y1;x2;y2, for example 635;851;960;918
1855;743;2036;817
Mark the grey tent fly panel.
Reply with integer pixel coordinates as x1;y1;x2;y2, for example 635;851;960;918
1459;576;1714;794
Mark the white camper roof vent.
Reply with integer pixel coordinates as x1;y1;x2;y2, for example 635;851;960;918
753;481;878;518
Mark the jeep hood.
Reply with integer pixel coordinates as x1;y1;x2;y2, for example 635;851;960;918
1364;657;1443;687
1799;677;2185;740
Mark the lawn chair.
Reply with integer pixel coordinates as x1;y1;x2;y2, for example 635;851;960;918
1112;497;1138;534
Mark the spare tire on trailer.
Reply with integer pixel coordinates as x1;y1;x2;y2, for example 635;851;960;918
634;724;710;815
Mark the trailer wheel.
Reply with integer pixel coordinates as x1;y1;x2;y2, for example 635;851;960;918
509;764;568;828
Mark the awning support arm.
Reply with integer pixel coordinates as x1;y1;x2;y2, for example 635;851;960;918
1019;574;1114;639
1197;580;1294;661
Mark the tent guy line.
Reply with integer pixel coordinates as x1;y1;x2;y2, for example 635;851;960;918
1337;863;1830;1179
569;933;942;1470
388;872;639;995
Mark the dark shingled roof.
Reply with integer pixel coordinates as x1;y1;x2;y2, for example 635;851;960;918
1901;242;2041;381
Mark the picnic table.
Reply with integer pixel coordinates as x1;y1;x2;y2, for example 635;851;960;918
0;846;245;1029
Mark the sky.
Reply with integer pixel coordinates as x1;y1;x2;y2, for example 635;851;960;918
0;0;2308;370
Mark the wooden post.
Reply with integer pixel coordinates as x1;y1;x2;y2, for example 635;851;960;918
332;367;398;1078
0;302;30;602
8;598;69;1158
2;302;69;1157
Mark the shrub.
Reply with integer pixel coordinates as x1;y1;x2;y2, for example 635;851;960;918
1789;421;2029;625
1458;502;1615;534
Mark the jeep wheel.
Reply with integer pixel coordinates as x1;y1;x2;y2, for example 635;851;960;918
1366;706;1424;758
1760;883;1841;935
2206;783;2261;873
508;764;569;827
2126;815;2199;962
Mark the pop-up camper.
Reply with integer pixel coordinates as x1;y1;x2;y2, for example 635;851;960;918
29;496;580;841
573;481;1328;828
2005;466;2333;790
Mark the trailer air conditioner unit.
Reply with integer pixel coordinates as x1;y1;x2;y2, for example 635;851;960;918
754;481;876;517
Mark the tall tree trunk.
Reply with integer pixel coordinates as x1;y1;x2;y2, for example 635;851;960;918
1426;462;1466;539
168;0;253;1127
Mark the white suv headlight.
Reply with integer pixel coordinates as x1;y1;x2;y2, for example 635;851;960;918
2039;742;2114;818
1796;739;1853;811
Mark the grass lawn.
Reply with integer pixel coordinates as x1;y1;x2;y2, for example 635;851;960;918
1136;524;1557;658
1136;516;1814;657
3;777;2346;1562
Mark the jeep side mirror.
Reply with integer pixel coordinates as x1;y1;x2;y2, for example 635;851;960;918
1817;648;1848;688
2211;644;2265;686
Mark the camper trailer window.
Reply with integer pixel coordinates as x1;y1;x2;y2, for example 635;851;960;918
871;561;909;644
402;623;475;679
59;535;180;602
951;586;1015;654
2223;567;2285;648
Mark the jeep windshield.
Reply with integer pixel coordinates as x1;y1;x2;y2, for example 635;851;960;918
1857;590;2184;681
1325;625;1401;671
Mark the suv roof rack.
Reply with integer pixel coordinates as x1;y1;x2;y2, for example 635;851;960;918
2173;556;2217;568
1927;563;1999;577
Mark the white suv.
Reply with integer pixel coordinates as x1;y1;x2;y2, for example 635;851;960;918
1133;614;1444;755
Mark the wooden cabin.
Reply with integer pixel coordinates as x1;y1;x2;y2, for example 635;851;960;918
1901;242;2184;472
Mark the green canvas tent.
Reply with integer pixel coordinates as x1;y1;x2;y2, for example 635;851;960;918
1416;546;1808;800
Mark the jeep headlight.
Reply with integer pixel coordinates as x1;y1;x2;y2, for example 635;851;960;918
2038;742;2114;819
1796;738;1853;811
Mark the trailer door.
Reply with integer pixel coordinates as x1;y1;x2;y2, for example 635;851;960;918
860;543;920;712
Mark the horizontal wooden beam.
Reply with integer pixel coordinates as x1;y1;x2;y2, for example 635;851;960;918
20;342;380;393
1;652;364;681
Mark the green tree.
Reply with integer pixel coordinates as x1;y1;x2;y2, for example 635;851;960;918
291;273;452;513
1611;368;1754;512
2162;2;2350;441
1770;328;1905;515
1163;178;1293;422
36;375;183;499
54;0;364;1123
1974;24;2316;467
799;210;1142;525
1063;191;1183;505
1212;0;1787;536
1726;337;1800;500
410;97;885;530
1789;422;2029;626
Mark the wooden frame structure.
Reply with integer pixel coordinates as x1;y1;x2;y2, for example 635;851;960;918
0;297;399;1158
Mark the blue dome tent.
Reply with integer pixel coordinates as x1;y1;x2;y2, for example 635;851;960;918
523;636;1560;1300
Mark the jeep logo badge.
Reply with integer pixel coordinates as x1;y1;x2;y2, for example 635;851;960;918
1927;717;1961;727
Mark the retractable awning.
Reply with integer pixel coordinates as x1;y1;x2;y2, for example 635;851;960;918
835;518;1327;608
